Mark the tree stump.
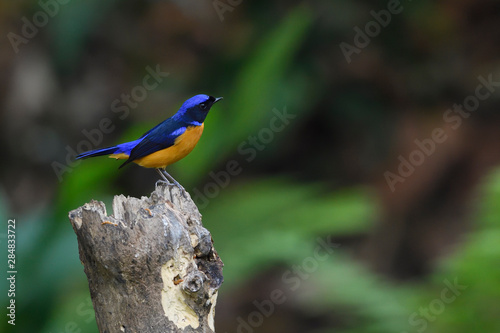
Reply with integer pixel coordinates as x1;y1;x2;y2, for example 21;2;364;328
68;183;224;333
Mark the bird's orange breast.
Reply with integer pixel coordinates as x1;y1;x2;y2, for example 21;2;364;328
110;124;204;169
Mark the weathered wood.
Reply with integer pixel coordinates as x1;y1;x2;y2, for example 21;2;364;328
68;183;223;333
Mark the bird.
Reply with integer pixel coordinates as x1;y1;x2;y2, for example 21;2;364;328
76;94;222;191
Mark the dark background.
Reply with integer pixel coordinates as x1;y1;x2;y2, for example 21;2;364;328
1;0;500;332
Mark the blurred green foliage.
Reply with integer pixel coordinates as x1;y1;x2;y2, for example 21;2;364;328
176;4;315;185
1;1;500;333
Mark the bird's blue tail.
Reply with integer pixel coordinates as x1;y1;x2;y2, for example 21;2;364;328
76;146;118;160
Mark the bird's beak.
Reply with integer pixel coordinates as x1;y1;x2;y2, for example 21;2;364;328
214;97;223;104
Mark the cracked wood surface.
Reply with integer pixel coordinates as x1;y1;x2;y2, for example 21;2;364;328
68;184;223;333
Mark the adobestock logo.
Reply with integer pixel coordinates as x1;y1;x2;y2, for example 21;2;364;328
340;0;404;64
385;73;500;192
402;277;467;333
192;106;296;208
228;236;340;333
7;0;73;54
212;0;243;22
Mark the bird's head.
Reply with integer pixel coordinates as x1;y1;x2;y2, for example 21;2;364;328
176;94;223;125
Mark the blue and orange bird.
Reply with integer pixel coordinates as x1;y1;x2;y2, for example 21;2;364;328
76;94;222;190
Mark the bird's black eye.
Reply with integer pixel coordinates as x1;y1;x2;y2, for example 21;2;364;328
199;103;207;110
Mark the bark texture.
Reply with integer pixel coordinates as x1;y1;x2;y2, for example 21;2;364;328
68;183;223;333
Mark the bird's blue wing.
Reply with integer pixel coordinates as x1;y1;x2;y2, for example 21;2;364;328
119;118;186;168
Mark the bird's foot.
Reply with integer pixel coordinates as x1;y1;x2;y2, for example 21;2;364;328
155;179;174;187
155;179;187;198
157;169;188;198
173;183;187;198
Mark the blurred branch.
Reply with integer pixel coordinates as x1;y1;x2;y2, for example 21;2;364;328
68;184;223;333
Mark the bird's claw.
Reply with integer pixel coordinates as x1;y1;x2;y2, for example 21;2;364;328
156;179;173;187
155;179;187;197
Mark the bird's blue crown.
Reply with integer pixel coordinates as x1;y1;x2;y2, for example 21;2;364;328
174;94;220;125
